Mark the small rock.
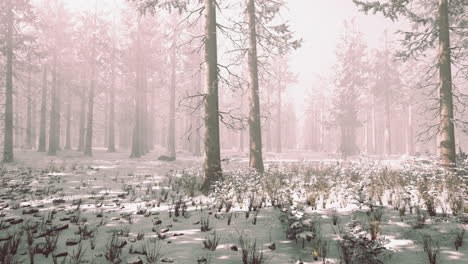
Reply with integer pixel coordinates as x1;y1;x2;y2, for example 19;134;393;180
10;219;23;225
117;240;127;249
51;224;69;232
172;233;184;237
65;238;80;246
268;243;276;250
23;208;38;215
0;236;12;242
53;199;66;205
161;258;174;263
128;257;143;264
53;252;68;258
230;245;238;251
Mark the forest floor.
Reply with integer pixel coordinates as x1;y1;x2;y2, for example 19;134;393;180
0;148;466;264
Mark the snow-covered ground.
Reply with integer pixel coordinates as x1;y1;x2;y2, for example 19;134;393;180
0;149;466;263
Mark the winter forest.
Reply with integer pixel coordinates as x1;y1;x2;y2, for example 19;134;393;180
0;0;467;263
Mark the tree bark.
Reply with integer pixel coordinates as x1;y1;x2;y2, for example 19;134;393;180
38;66;48;152
78;69;86;152
200;0;222;194
84;5;98;157
31;87;37;149
26;67;33;149
266;84;272;152
107;54;116;152
84;62;95;156
193;60;202;157
437;0;456;168
64;83;71;150
276;81;282;153
48;51;59;156
3;1;14;162
168;37;177;159
384;92;391;155
371;94;376;154
131;18;143;158
247;0;264;172
406;104;414;155
56;75;61;150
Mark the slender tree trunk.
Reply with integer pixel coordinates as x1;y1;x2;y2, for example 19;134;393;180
3;2;14;162
406;104;414;155
107;57;116;152
384;93;391;155
48;51;58;156
84;62;95;156
371;94;376;154
31;88;37;149
131;19;143;158
266;85;272;152
56;76;61;150
141;55;148;154
319;108;324;151
201;0;222;194
78;70;86;152
276;81;282;153
246;0;264;172
84;4;98;156
168;37;177;159
14;94;19;148
26;67;33;149
438;0;456;168
64;83;71;150
38;66;48;152
193;62;202;157
239;130;244;152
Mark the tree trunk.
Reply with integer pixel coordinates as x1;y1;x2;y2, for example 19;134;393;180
38;66;48;152
56;76;61;150
148;82;155;151
26;67;33;149
371;94;376;154
84;62;95;156
266;85;272;152
141;54;148;155
64;83;72;150
247;0;264;172
276;81;282;153
239;130;244;152
107;56;116;152
78;70;86;152
31;87;37;149
201;0;222;194
384;93;391;155
84;5;98;157
168;37;177;159
193;61;202;157
48;51;58;156
319;108;324;151
437;0;456;168
131;18;143;158
3;1;14;162
406;104;414;155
